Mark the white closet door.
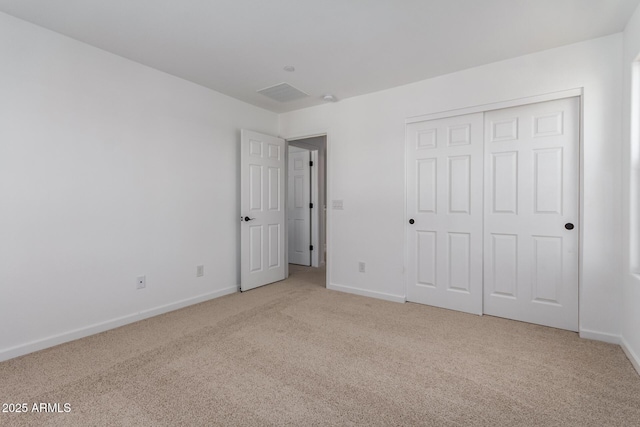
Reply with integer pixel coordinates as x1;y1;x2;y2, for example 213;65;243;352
406;113;484;315
483;97;579;331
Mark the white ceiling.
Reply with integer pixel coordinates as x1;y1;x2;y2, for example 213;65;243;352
0;0;638;113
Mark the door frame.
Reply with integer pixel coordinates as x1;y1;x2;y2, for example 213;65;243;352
283;130;330;288
287;138;326;267
404;88;583;324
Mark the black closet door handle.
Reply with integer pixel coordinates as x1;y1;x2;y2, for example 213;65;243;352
565;223;574;230
409;219;415;225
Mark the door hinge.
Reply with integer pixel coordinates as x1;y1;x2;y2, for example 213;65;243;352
309;202;313;209
309;161;314;167
310;245;314;251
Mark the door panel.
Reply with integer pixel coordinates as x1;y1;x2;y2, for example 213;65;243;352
448;232;471;292
483;97;579;331
448;155;471;213
406;113;484;315
417;231;437;287
241;130;286;291
489;233;518;297
491;151;518;213
418;158;437;212
268;167;281;210
287;147;311;266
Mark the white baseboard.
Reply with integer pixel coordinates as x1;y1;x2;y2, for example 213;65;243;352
0;286;237;363
328;282;405;303
620;335;640;376
579;329;621;344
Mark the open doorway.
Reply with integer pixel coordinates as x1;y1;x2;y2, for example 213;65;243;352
287;146;312;266
287;135;327;279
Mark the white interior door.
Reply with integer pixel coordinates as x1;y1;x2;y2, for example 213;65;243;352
240;130;286;291
483;97;579;331
287;147;311;266
406;113;484;315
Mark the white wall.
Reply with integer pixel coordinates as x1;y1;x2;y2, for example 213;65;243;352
621;3;640;373
0;12;278;361
280;34;624;340
1;9;631;363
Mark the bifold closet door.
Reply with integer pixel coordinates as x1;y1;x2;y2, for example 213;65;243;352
406;113;484;315
483;97;579;331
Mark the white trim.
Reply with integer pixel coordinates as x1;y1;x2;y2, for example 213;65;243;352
579;329;621;344
406;88;583;124
328;282;406;303
284;140;290;278
577;94;585;339
403;115;409;302
283;130;328;141
325;132;331;291
0;286;237;362
630;61;640;274
621;335;640;376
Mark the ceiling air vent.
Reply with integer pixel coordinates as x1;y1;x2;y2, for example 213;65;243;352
257;82;309;102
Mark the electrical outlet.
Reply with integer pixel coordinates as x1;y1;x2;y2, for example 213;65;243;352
196;265;204;277
358;262;366;273
136;275;146;289
332;200;344;210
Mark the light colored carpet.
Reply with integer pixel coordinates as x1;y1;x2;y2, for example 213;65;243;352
1;265;639;426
